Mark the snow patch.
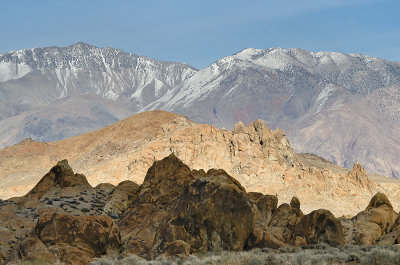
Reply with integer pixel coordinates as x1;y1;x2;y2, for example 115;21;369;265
0;62;31;82
314;84;335;113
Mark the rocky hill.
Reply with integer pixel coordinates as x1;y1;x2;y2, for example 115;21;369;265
1;110;399;217
1;155;400;264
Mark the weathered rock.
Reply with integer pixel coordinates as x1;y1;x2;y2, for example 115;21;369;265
119;154;201;258
292;209;345;247
352;192;398;245
7;232;57;264
103;180;139;218
161;170;256;254
119;154;265;259
378;215;400;245
346;163;375;189
6;211;120;265
2;111;397;218
22;160;91;205
246;201;304;249
36;212;120;258
290;196;301;209
367;192;393;210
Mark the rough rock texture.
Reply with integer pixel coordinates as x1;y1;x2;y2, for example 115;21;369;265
7;213;120;265
293;209;345;247
103;180;139;218
118;154;263;258
1;156;400;264
246;202;303;249
346;163;375;189
0;159;138;264
1;111;399;217
352;193;399;245
378;216;400;245
119;154;346;259
23;159;91;204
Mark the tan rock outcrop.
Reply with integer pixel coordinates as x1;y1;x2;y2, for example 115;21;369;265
1;111;399;216
352;192;399;245
2;156;400;264
8;213;120;264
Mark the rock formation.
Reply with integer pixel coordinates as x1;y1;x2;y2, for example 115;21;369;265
351;193;399;245
1;111;399;217
1;156;400;264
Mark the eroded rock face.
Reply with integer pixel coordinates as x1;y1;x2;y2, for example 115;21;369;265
118;154;262;258
2;111;398;218
292;209;345;247
8;213;120;264
160;171;256;255
346;163;375;189
119;154;348;259
352;192;399;245
103;180;139;218
3;155;400;264
22;159;91;206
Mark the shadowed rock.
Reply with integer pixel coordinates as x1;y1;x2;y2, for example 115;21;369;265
292;209;345;247
290;196;301;209
23;159;91;204
352;192;398;245
367;192;393;210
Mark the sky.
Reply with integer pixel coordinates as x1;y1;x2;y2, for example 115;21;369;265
1;0;399;69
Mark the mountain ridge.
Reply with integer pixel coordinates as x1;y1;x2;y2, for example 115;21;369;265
0;43;400;179
1;110;400;218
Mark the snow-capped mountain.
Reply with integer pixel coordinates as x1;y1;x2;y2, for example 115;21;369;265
0;43;197;145
1;44;400;180
0;42;196;118
144;48;400;179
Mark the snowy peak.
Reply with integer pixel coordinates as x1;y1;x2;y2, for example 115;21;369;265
0;43;197;102
228;47;400;73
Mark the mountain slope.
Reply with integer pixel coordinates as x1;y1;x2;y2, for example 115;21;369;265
143;48;400;178
1;110;400;216
0;43;197;145
1;44;400;179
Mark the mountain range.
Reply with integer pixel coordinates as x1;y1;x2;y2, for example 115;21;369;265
0;43;399;179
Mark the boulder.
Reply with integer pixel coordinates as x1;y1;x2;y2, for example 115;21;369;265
290;196;301;209
292;209;344;247
352;192;398;245
119;154;202;258
36;212;120;257
119;154;265;259
161;170;256;254
367;192;393;210
103;180;139;218
7;232;57;264
246;201;303;249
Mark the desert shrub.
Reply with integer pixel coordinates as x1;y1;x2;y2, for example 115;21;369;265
90;245;400;265
360;245;400;265
81;208;90;212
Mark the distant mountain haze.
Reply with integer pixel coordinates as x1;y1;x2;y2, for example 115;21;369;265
0;43;399;179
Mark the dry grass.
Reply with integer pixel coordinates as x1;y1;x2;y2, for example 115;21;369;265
90;245;400;265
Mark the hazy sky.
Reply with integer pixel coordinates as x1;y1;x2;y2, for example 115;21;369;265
1;0;399;68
